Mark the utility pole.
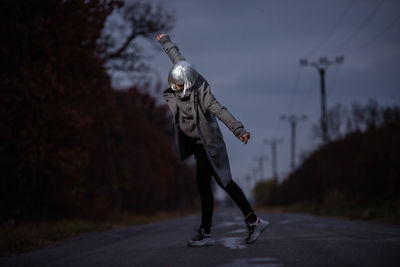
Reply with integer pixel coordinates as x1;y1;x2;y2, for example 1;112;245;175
264;138;284;179
245;174;252;196
281;114;307;171
252;167;258;183
253;155;268;181
299;56;344;143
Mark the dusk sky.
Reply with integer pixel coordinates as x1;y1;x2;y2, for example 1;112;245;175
110;0;400;197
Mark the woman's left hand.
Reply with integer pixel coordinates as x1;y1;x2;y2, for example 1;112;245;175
240;133;250;144
156;33;168;41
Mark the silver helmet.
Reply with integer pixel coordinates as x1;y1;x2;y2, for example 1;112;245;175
168;61;198;91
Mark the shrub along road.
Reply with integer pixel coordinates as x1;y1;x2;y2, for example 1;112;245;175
1;208;399;266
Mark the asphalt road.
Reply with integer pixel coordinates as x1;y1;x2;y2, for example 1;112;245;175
1;208;399;267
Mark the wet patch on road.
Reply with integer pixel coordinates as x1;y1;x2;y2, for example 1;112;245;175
217;257;283;267
216;237;246;249
216;221;243;227
227;228;247;234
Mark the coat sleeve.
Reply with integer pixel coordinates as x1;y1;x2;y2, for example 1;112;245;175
158;35;186;64
202;85;248;138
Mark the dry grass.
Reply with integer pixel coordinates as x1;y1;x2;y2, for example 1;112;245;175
0;209;197;258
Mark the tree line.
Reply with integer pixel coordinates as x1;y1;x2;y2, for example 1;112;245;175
0;0;198;222
254;100;400;217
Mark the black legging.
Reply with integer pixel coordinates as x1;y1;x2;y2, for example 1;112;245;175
193;144;254;231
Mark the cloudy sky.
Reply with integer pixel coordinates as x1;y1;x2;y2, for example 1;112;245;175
114;0;400;196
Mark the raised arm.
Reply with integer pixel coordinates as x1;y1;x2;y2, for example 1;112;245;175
156;34;185;64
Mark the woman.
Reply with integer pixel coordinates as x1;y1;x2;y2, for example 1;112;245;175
156;33;270;247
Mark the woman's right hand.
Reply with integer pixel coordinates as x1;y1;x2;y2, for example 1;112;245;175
156;33;168;41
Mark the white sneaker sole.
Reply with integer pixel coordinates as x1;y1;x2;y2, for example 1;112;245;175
245;220;270;244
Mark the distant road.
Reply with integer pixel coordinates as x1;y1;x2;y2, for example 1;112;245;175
1;209;399;267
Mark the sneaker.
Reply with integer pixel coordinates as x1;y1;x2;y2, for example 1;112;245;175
245;217;270;244
188;227;215;247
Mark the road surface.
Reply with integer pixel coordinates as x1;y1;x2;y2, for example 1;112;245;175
1;208;399;266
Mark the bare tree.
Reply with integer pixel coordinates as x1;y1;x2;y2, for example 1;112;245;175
327;103;348;139
311;99;387;144
97;1;175;88
347;102;366;132
347;99;383;132
311;103;351;142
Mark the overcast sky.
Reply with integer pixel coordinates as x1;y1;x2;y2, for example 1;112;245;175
112;0;400;197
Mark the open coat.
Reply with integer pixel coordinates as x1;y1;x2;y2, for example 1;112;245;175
160;36;247;188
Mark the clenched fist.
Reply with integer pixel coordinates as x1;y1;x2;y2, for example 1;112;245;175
240;133;250;144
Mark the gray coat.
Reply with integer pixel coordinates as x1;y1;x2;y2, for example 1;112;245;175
160;36;247;188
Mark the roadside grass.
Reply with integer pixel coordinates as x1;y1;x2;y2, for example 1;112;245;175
257;202;400;225
0;209;197;258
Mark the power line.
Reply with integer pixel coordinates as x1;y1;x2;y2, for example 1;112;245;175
330;0;386;54
347;13;400;55
307;0;355;57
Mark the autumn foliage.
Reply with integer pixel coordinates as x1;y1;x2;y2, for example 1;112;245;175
0;0;197;222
